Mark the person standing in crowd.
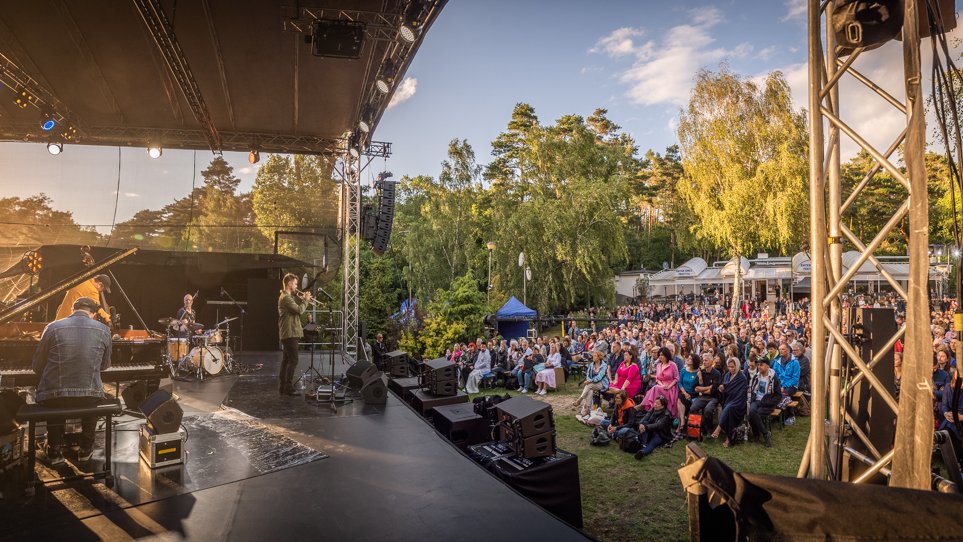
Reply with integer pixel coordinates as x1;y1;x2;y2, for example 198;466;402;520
278;273;310;395
32;297;111;465
372;332;388;370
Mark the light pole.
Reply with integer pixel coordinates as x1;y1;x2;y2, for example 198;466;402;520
486;241;496;302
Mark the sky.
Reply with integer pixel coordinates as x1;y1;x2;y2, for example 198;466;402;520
0;0;959;233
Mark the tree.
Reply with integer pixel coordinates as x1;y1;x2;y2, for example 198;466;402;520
0;194;98;246
251;154;339;264
484;105;636;313
677;66;808;312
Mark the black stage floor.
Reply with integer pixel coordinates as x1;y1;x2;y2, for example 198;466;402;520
1;351;591;541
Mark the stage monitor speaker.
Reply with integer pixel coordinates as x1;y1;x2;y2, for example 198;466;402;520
386;350;410;377
421;357;457;382
346;359;379;389
361;378;388;404
499;427;557;459
427;379;458;397
846;307;897;468
140;389;183;434
496;396;555;438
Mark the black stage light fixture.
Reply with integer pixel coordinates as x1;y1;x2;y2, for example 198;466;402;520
311;19;366;59
358;105;375;133
832;0;902;56
375;59;399;94
47;142;63;155
347;132;362;158
20;250;42;275
147;144;163;159
399;0;427;43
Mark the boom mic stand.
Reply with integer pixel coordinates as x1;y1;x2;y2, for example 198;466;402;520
220;286;246;362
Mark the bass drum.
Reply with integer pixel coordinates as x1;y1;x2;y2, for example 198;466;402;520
189;346;224;375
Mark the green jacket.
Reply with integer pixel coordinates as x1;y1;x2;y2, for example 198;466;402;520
278;292;307;340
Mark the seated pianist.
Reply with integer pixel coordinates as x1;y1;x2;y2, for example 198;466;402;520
31;296;112;466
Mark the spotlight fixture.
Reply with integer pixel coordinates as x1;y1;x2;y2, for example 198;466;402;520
14;88;36;109
41;118;56;131
20;250;43;275
376;60;398;94
347;132;361;159
147;145;163;159
358;105;374;133
248;150;260;164
61;125;77;141
399;0;427;43
47;142;63;155
358;119;371;133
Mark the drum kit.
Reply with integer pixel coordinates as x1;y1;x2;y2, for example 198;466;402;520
158;316;238;380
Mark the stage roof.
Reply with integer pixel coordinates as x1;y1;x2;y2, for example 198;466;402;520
0;0;445;155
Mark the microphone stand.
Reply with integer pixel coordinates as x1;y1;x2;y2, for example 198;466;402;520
221;287;246;358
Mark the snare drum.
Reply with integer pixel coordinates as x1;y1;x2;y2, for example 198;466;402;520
189;346;225;375
167;338;189;360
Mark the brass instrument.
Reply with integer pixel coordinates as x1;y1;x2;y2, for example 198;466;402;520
294;288;322;307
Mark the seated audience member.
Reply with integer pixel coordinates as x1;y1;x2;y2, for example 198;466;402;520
640;347;680;418
599;389;637;440
710;357;748;448
607;349;642;403
675;353;701;438
938;368;963;459
534;343;561;396
634;395;674;460
747;357;782;448
690;353;723;435
465;341;492;394
560;337;574;373
490;340;511;386
934;355;951;405
791;340;811;394
574;351;609;421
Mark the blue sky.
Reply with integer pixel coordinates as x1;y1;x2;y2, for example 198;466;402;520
0;0;956;231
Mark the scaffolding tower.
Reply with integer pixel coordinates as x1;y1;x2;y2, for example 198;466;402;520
805;0;934;488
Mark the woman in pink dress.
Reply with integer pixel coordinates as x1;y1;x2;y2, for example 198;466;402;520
641;346;679;418
607;349;642;399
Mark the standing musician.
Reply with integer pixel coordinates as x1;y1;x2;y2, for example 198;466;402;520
278;273;311;395
175;294;196;338
33;297;111;465
55;274;112;325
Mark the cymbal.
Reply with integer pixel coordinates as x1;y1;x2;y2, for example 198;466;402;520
215;317;239;327
158;317;178;327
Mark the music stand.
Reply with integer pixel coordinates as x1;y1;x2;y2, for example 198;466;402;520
295;322;324;390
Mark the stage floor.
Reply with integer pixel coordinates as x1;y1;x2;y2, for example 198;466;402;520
0;351;591;541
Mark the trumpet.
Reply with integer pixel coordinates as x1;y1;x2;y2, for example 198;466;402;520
295;288;322;306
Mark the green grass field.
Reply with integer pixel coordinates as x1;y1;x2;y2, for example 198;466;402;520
471;379;810;542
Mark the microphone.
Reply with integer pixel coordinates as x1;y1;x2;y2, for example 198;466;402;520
317;286;334;301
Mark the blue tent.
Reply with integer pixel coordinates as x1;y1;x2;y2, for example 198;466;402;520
495;296;536;341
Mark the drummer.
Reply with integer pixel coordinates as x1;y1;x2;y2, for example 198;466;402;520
175;294;196;339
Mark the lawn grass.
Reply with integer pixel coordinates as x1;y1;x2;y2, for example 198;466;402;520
471;378;810;542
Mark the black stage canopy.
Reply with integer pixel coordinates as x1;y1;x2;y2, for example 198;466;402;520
0;1;445;155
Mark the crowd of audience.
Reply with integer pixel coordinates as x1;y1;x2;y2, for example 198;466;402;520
437;291;963;461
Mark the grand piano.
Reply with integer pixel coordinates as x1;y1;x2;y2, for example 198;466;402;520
0;248;166;388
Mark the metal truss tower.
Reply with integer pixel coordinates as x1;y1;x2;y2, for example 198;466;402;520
806;0;932;488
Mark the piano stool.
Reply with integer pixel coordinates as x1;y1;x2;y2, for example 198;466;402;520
15;399;123;496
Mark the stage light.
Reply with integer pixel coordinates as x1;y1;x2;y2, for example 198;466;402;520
358;119;370;133
248;150;260;164
20;250;42;275
61;125;77;141
14;88;36;109
147;145;163;159
347;132;361;159
47;142;62;155
376;78;391;94
399;0;426;43
41;118;56;131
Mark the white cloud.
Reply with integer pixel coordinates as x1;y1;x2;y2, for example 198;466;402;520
387;77;417;109
756;46;778;61
238;165;260;175
124;192;140;198
594;8;740;107
589;27;645;57
781;0;807;22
